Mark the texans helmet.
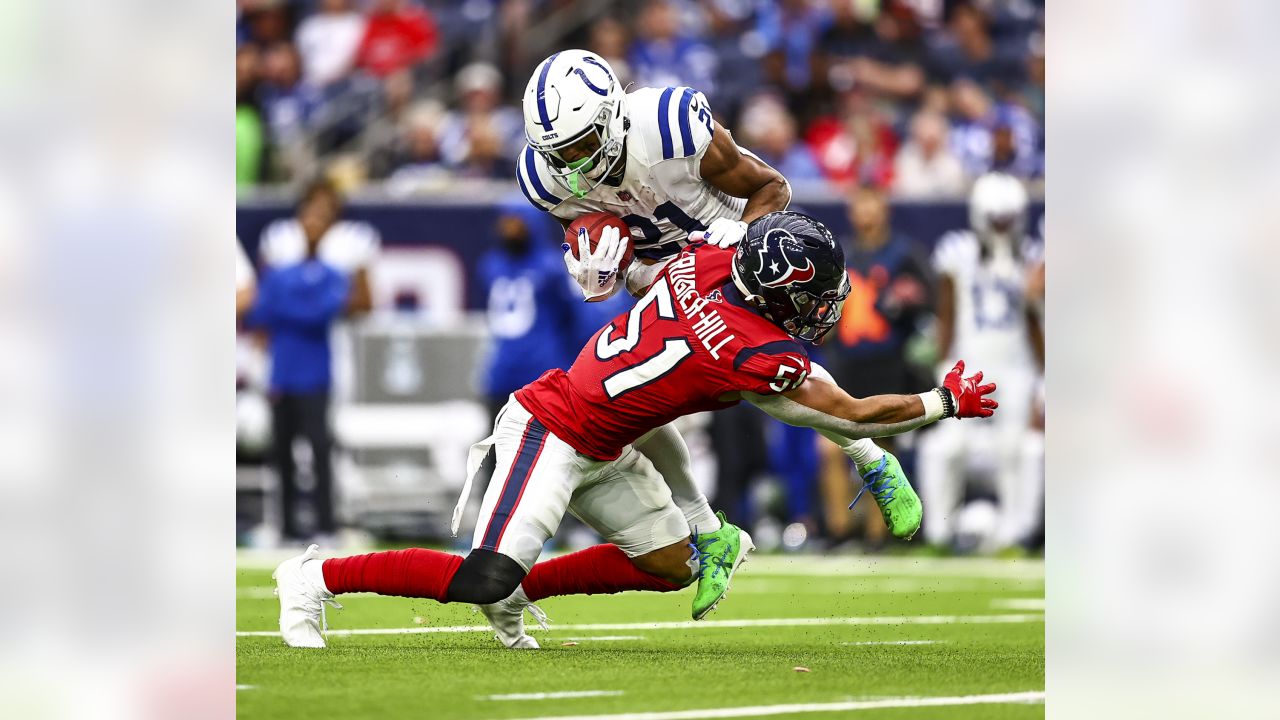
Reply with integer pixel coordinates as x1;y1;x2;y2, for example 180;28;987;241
731;211;850;343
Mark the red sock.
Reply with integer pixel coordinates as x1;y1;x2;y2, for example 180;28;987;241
321;549;464;601
520;544;682;602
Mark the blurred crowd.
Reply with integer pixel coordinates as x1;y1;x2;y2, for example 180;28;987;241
236;0;1045;195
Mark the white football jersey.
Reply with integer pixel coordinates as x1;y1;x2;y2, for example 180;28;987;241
932;229;1043;374
516;86;747;261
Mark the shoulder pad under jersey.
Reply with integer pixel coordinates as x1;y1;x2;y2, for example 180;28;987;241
515;145;570;212
627;86;716;165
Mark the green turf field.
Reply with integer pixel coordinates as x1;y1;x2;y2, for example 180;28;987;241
237;552;1044;719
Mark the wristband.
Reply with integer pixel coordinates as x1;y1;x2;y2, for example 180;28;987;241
936;387;956;418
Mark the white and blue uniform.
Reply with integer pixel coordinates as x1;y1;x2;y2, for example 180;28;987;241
516;86;747;261
919;229;1044;549
931;229;1043;374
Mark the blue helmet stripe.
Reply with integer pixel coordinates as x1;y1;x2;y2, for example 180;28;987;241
522;148;560;207
535;52;560;131
676;88;695;157
657;87;675;159
581;56;614;84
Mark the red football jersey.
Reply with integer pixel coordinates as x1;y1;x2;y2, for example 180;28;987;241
516;245;812;460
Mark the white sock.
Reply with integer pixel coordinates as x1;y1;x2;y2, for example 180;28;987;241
681;497;722;534
818;430;885;469
301;558;331;595
846;438;886;468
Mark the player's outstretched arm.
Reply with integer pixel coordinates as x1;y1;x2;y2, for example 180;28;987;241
743;361;998;441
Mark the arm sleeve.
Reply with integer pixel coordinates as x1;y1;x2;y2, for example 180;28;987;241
742;383;945;440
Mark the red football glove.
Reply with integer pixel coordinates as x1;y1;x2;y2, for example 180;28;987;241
942;360;998;418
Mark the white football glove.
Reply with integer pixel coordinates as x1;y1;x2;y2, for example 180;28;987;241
562;224;628;301
689;217;748;248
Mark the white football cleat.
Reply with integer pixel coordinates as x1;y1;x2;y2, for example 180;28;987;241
273;544;341;648
479;587;549;649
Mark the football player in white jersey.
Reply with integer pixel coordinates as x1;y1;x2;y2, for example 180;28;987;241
503;50;903;622
515;49;790;293
917;172;1045;552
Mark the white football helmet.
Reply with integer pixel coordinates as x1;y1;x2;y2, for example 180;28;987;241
968;172;1028;245
522;50;628;198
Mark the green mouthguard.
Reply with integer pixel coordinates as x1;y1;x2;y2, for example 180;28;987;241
566;157;595;198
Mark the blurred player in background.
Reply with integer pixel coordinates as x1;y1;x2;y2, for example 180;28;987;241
476;197;579;423
253;179;379;544
917;172;1044;552
819;185;932;548
1022;218;1046;546
276;212;999;649
259;179;377;314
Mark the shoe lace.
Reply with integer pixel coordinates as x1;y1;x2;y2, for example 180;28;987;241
849;456;895;511
318;595;342;635
689;530;733;576
526;603;551;630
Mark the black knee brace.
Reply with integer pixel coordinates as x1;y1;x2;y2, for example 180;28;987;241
445;549;527;605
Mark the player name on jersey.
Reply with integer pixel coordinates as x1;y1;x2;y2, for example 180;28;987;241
666;251;734;359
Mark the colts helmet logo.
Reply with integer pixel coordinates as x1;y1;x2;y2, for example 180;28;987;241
754;229;816;288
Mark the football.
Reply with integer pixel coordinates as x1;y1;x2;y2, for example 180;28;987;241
564;211;635;269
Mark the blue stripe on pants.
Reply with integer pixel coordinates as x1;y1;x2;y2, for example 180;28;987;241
481;417;549;550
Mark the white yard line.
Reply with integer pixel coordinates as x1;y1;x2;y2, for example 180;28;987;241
235;685;255;691
840;640;943;646
991;598;1046;610
483;691;625;701
559;636;646;642
490;691;1045;720
236;613;1042;638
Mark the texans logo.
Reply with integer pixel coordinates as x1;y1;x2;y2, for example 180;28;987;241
755;229;816;288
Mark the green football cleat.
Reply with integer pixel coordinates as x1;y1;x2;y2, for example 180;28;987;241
852;452;922;540
689;512;755;620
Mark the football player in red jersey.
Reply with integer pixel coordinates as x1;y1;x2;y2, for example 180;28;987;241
275;212;997;649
